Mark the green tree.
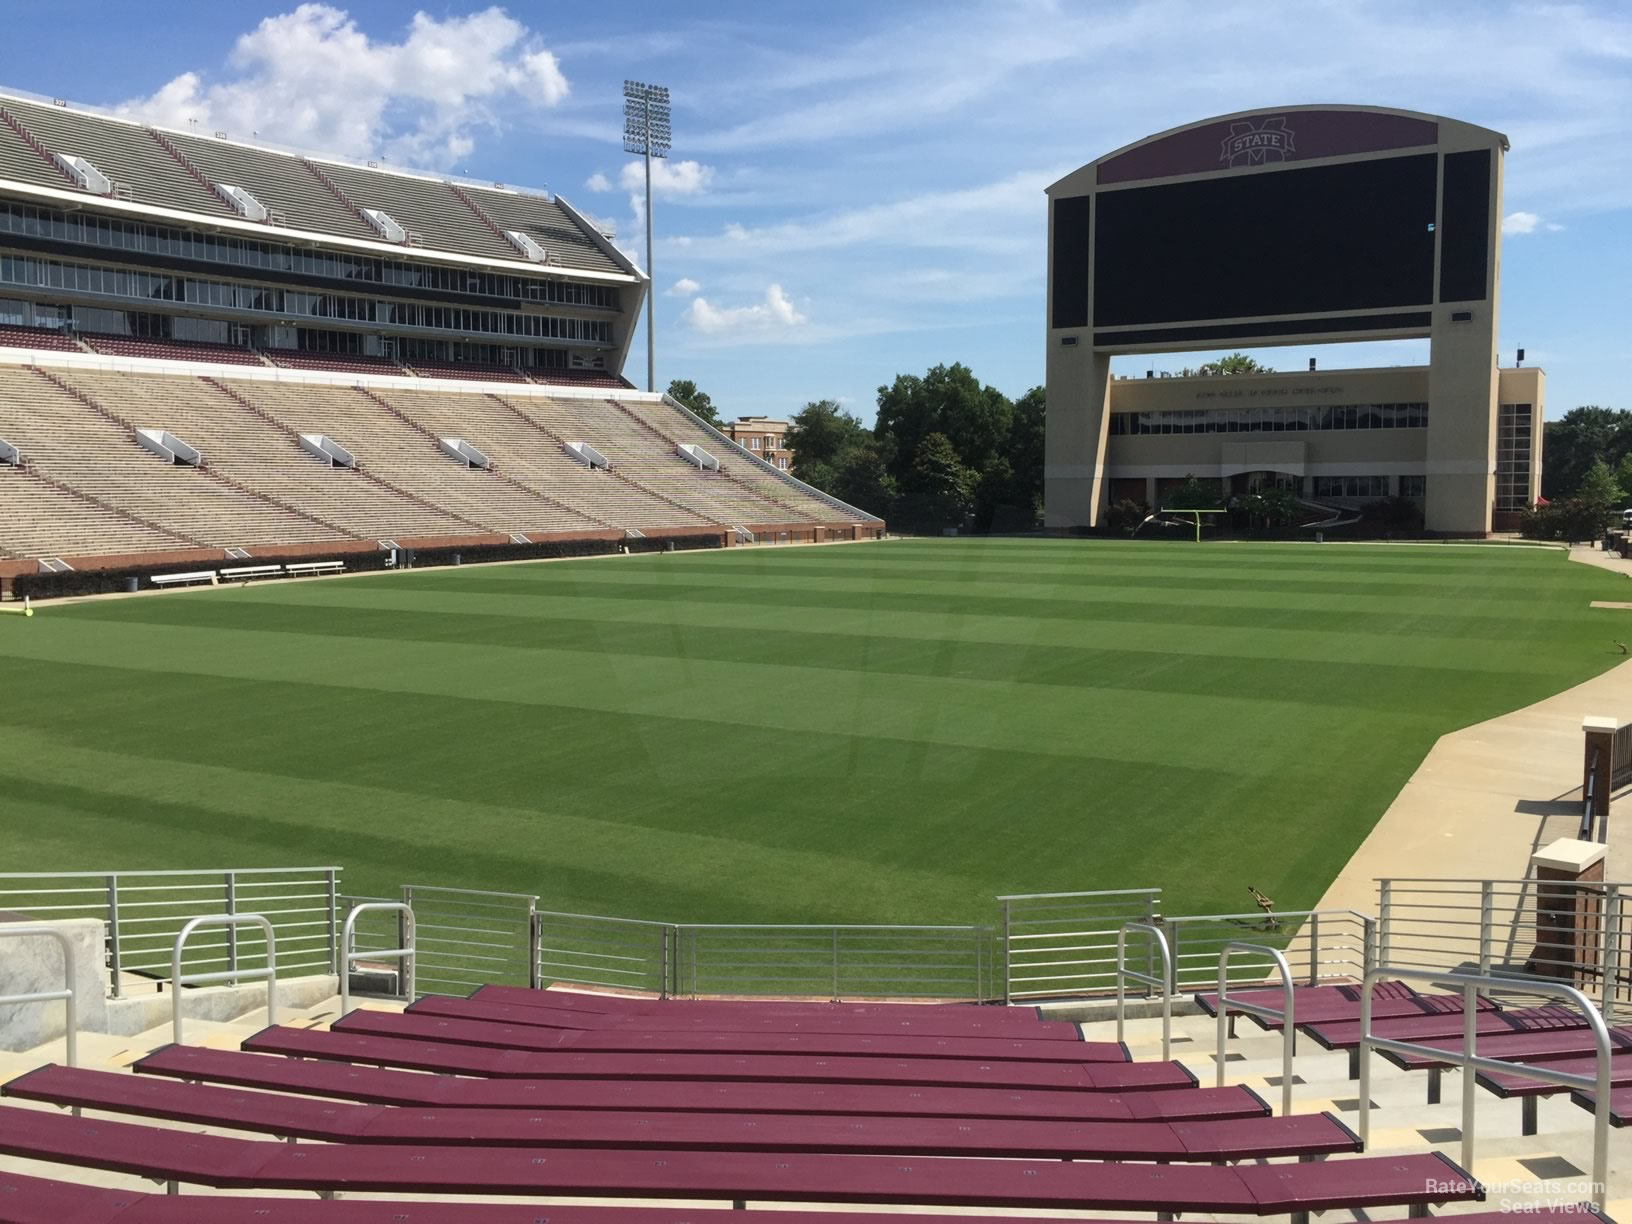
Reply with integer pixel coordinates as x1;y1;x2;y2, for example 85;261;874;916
1541;406;1632;500
874;364;1013;486
1179;352;1274;377
787;400;867;472
666;379;719;425
1164;476;1222;509
1611;452;1632;506
900;432;975;531
1577;457;1623;510
828;445;897;519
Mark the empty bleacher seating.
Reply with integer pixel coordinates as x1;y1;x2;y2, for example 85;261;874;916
262;350;410;377
79;333;264;366
0;322;81;353
406;359;530;384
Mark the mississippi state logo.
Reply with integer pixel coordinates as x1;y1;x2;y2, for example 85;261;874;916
1220;116;1296;167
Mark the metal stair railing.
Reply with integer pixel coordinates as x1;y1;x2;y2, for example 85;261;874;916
170;913;276;1045
1115;921;1173;1062
1357;966;1612;1211
0;925;77;1067
1215;941;1295;1115
339;902;416;1016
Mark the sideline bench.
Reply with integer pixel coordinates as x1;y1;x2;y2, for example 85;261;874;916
217;565;282;582
150;570;217;587
2;1065;1358;1163
241;1026;1194;1091
0;1106;1483;1216
284;560;344;577
411;994;1082;1041
137;1044;1246;1120
332;1010;1123;1063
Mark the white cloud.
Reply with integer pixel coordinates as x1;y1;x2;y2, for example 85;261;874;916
116;4;569;167
1502;211;1542;235
682;284;807;334
585;171;611;192
666;277;701;297
619;158;715;198
1545;222;1567;232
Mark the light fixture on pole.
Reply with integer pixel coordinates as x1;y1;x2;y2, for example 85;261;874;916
624;80;670;394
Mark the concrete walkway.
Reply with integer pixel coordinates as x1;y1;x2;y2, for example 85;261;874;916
1313;546;1632;916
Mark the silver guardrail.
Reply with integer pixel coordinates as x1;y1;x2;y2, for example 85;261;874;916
998;888;1160;1000
671;924;992;1002
1215;941;1295;1116
1115;921;1172;1062
1357;966;1612;1212
171;913;276;1045
1378;877;1628;1017
0;867;340;997
534;909;673;998
0;925;77;1067
404;884;536;995
339;902;415;1016
1163;907;1374;995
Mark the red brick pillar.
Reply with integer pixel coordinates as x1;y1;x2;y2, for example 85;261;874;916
1584;716;1616;828
1530;839;1608;986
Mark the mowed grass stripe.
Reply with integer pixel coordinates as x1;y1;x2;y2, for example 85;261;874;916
0;621;1386;773
99;579;1595;671
2;538;1623;924
52;596;1590;717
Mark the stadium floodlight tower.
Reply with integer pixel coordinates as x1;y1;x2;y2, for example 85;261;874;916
623;80;671;393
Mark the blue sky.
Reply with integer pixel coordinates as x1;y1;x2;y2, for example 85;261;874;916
2;1;1627;422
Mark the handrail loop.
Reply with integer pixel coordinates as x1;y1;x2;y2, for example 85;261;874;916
0;925;77;1068
1115;921;1172;1062
171;913;276;1045
1215;941;1295;1116
339;902;416;1016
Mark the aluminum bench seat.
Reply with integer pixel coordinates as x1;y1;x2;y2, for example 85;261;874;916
1199;981;1499;1030
1570;1086;1632;1127
3;1066;1356;1163
242;1026;1193;1091
331;1009;1122;1062
1478;1054;1632;1100
0;1107;1481;1216
136;1044;1252;1120
0;1169;138;1224
420;993;1080;1040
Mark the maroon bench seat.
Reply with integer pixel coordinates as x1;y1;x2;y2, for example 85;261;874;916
1198;981;1501;1031
332;1009;1122;1062
479;984;1050;1023
3;1066;1356;1163
1479;1055;1632;1100
0;1170;1550;1224
138;1044;1246;1120
243;1026;1189;1091
1569;1087;1632;1126
0;1107;1482;1215
1309;1006;1587;1079
1379;1024;1632;1071
412;993;1082;1040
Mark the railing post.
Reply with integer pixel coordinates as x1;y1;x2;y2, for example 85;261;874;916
527;904;542;991
1361;913;1376;981
224;871;238;986
831;927;841;1003
1000;899;1011;1005
325;869;338;975
1478;880;1493;975
1307;912;1320;987
1377;879;1392;966
1601;884;1621;1023
105;874;121;1000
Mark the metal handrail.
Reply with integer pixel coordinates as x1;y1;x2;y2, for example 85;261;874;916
171;913;276;1045
1357;966;1611;1211
1115;921;1172;1062
1581;746;1600;841
1215;941;1294;1115
339;902;415;1015
0;925;77;1067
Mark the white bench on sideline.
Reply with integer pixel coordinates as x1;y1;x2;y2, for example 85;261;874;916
151;570;217;587
285;560;345;577
218;565;282;582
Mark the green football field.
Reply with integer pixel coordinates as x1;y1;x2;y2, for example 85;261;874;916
0;538;1624;926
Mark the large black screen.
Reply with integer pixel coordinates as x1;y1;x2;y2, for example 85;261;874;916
1092;153;1439;327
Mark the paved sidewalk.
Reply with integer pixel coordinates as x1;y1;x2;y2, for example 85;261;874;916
1314;548;1632;914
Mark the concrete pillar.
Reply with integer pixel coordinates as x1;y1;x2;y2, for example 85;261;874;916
1528;839;1608;986
1044;345;1111;530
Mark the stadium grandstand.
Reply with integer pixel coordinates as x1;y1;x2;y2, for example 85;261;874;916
0;87;881;582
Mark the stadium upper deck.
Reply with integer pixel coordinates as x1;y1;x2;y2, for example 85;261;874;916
0;87;641;380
